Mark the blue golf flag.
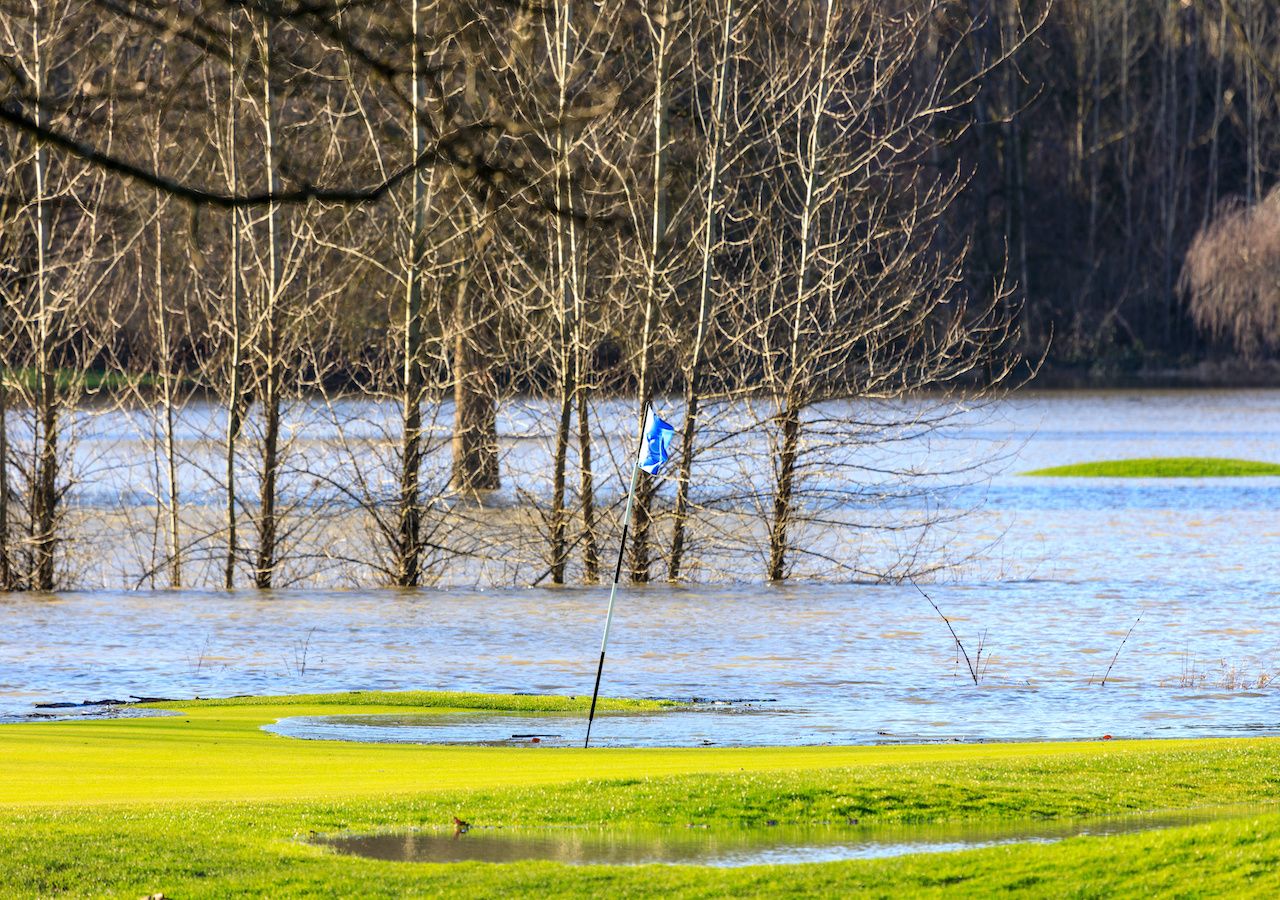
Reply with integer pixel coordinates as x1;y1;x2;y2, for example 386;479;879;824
585;405;676;747
638;409;675;475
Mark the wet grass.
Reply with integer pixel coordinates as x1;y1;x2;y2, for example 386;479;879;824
1023;457;1280;477
2;692;1279;896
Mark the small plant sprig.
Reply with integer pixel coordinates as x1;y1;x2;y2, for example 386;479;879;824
285;627;317;678
187;635;214;676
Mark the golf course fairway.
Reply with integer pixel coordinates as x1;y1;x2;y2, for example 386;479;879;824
3;692;1279;896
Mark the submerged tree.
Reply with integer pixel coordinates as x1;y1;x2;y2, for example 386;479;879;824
397;0;431;586
725;0;1023;581
0;0;117;590
668;0;744;581
0;0;1043;591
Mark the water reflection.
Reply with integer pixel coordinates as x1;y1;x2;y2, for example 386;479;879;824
316;807;1270;867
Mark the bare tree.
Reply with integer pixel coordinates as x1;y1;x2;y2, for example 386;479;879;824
537;0;621;583
668;0;742;581
1183;185;1280;358
726;0;1020;581
0;1;115;589
627;0;688;583
221;11;248;589
397;0;431;586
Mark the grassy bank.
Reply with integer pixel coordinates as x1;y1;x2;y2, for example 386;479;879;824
1;367;157;393
1023;457;1280;477
2;692;1279;896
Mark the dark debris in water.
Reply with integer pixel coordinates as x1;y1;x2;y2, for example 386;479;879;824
33;694;187;710
11;698;181;725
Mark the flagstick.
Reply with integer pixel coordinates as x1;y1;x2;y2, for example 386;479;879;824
584;454;643;748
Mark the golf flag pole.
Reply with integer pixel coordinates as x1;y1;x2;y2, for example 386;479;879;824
584;406;674;748
583;459;639;748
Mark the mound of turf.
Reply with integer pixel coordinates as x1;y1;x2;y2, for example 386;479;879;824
1023;457;1280;478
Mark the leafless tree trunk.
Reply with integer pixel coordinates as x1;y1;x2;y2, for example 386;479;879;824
0;150;12;590
152;181;182;588
253;13;283;588
765;0;833;582
30;0;58;591
223;13;246;589
0;225;10;590
575;339;599;580
546;0;577;584
669;0;737;581
1203;0;1227;226
999;0;1030;345
628;0;679;583
450;201;500;494
397;0;430;586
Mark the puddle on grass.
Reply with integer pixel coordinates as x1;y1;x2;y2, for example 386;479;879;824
0;704;176;725
314;807;1269;867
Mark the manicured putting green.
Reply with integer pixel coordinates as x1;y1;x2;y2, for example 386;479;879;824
1024;457;1280;478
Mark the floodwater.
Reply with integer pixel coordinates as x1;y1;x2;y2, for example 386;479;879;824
2;390;1280;742
265;708;792;747
315;807;1268;867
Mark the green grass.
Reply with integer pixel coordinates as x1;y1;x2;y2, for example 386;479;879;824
1023;456;1280;477
1;367;156;393
3;691;1279;896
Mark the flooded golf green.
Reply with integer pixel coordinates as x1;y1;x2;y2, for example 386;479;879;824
6;391;1280;743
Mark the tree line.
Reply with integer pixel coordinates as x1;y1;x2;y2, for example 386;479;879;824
0;0;1270;591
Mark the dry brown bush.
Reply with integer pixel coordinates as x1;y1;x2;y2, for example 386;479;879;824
1183;186;1280;359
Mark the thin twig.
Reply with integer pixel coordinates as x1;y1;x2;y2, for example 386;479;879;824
1100;613;1142;687
910;578;978;685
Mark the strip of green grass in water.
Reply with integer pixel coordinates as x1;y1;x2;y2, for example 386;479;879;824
3;691;1279;896
1024;456;1280;477
160;690;682;712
